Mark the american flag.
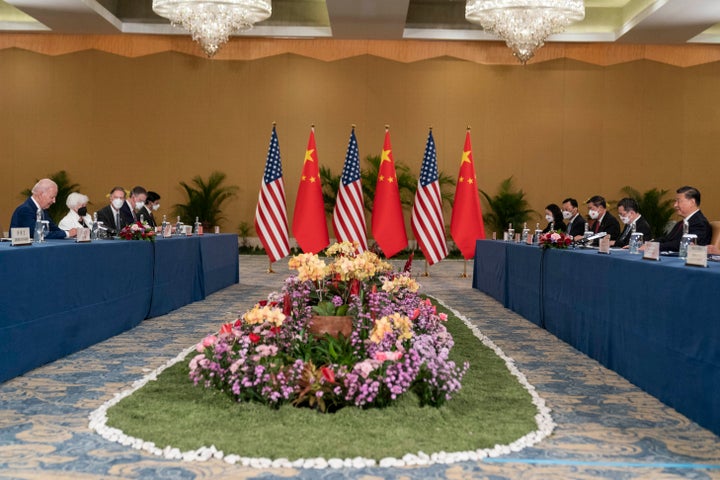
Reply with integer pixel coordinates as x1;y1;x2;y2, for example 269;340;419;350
255;125;290;263
411;130;448;265
332;128;368;251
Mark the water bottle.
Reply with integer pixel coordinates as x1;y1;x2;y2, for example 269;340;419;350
629;233;643;255
161;215;168;235
193;216;201;235
174;216;183;236
520;222;529;243
507;223;514;242
583;222;592;239
34;209;44;242
534;223;542;244
140;214;145;224
91;212;99;240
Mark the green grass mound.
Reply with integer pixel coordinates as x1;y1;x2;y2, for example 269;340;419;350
106;303;539;460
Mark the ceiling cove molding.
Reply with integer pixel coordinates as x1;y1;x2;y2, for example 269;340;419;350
2;34;720;67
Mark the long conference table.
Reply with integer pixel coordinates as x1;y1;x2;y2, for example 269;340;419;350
0;234;239;384
473;240;720;437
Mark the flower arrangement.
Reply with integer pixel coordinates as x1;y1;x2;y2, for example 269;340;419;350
189;241;468;413
119;221;155;242
538;230;572;249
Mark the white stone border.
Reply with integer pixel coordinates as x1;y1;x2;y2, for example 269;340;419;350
88;295;555;469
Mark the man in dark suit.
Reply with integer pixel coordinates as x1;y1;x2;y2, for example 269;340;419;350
121;186;147;226
10;178;76;239
655;186;712;251
96;186;130;235
562;197;586;240
614;197;652;248
136;191;161;228
586;195;621;242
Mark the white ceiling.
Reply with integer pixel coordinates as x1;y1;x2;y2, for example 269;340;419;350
2;0;720;45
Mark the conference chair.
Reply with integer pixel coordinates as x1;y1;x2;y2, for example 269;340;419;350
710;221;720;251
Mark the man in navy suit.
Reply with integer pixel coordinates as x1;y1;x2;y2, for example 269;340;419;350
9;178;76;239
655;185;712;251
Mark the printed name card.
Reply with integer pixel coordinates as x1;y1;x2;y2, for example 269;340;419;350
525;233;533;245
492;232;497;240
184;225;193;236
686;245;708;267
598;237;610;254
10;228;31;246
197;225;203;236
162;224;173;238
76;227;90;243
642;241;660;261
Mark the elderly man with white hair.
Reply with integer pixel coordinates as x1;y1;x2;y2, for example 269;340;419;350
10;178;76;239
59;192;93;231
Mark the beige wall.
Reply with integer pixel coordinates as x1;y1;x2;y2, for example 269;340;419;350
2;46;719;237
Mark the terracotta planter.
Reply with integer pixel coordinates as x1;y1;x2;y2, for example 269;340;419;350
308;315;353;339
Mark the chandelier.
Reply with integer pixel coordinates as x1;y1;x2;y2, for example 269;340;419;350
465;0;585;64
153;0;272;57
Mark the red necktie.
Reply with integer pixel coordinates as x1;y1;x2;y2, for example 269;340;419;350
594;221;600;233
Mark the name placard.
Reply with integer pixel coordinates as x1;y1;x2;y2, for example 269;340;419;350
11;228;31;246
184;225;193;236
598;237;611;254
642;241;660;261
76;227;90;243
686;245;708;267
162;224;173;238
525;233;533;245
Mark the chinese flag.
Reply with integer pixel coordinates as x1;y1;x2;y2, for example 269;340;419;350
371;128;408;258
450;130;485;259
292;127;329;253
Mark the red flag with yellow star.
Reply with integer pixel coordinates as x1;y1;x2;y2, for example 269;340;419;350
292;127;329;253
371;128;408;258
450;130;485;259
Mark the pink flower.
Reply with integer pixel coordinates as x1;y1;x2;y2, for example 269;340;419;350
438;312;448;322
201;335;217;348
219;323;233;335
410;308;420;320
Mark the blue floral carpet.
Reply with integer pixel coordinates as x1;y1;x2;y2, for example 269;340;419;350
1;256;719;479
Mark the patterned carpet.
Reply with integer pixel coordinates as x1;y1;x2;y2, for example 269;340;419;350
1;256;719;480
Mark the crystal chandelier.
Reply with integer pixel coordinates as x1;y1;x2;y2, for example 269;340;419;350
465;0;584;64
153;0;272;57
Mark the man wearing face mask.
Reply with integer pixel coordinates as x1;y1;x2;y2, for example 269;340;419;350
586;195;621;243
561;197;585;240
122;186;147;224
613;197;652;248
96;186;129;236
137;191;161;228
59;192;93;231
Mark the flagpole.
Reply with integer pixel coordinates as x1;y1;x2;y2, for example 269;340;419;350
267;259;275;274
423;259;429;277
461;259;468;278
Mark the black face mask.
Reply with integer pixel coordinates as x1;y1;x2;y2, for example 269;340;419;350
78;206;88;217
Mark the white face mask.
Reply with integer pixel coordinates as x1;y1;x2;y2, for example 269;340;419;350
620;215;630;225
111;198;124;210
545;214;554;223
152;203;160;211
588;209;600;220
562;210;572;220
135;202;144;211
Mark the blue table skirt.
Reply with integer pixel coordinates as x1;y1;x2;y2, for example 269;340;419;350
0;234;239;383
473;240;720;436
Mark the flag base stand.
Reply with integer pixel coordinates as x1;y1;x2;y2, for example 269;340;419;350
420;260;430;277
266;259;275;274
459;260;469;278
